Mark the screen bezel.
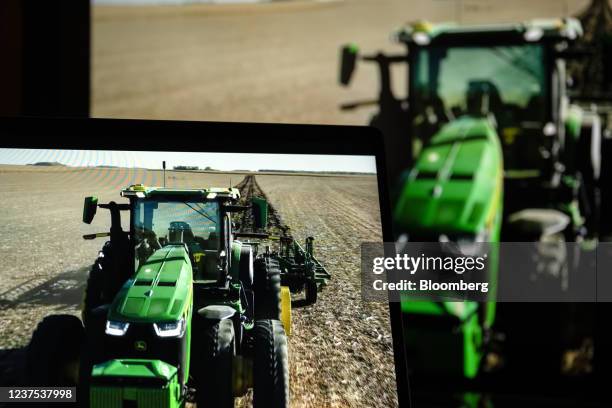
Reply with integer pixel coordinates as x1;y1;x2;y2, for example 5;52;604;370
0;116;410;407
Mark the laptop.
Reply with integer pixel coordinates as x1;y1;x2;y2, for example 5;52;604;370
0;117;408;407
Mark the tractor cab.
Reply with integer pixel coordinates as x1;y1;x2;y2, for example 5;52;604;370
121;185;237;282
340;18;599;239
398;20;581;154
396;20;591;223
79;184;264;407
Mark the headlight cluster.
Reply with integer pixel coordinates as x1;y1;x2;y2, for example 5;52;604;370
439;230;489;257
105;318;185;338
153;318;185;338
105;320;130;336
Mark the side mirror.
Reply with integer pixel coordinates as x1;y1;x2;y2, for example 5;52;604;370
339;44;359;86
251;197;268;230
83;196;98;224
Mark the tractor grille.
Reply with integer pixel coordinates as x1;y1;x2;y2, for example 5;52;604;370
103;322;188;384
90;385;179;408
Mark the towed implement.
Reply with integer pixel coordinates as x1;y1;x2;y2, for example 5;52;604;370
25;181;329;407
234;174;331;309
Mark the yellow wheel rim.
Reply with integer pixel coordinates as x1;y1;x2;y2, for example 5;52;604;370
280;286;292;336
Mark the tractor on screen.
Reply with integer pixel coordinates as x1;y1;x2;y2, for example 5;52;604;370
340;16;608;383
25;183;329;408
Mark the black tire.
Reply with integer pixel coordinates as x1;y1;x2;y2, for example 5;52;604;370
253;319;289;408
240;245;255;320
196;319;235;408
26;314;84;386
254;256;281;320
239;245;254;289
83;242;119;305
82;260;105;327
574;121;602;237
305;279;318;306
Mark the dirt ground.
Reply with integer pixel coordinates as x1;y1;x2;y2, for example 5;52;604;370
92;0;590;125
257;175;394;407
0;165;392;407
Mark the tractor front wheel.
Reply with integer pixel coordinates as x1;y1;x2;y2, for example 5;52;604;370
26;314;84;386
196;318;235;408
253;319;289;408
82;260;105;327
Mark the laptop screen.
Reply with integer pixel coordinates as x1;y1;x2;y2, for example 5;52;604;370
0;119;404;407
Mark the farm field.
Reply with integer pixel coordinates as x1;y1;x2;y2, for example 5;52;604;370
0;164;394;408
92;0;590;125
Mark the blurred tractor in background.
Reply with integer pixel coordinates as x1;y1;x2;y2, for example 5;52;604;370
341;18;603;241
340;14;611;397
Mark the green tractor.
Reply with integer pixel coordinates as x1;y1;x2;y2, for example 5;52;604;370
340;18;602;240
340;18;605;383
394;117;503;379
25;183;329;407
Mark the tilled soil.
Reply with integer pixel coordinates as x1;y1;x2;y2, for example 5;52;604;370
234;174;286;234
255;174;395;408
0;165;394;407
92;0;589;125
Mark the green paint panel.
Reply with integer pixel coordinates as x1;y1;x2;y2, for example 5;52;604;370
403;302;482;378
565;105;583;141
395;116;504;379
92;359;177;381
90;360;181;408
251;197;268;230
394;117;502;236
108;245;193;323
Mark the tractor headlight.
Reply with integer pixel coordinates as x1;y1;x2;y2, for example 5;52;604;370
105;320;130;336
439;230;489;257
456;231;489;258
153;318;185;338
412;32;430;45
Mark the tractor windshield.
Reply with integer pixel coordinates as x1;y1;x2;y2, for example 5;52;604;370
411;44;547;140
133;198;220;268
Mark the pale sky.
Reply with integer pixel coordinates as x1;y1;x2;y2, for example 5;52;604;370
0;149;376;174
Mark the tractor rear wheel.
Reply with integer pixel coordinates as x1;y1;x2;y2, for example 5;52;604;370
239;246;255;320
197;318;235;408
254;256;281;320
253;319;289;408
26;314;84;386
239;245;254;288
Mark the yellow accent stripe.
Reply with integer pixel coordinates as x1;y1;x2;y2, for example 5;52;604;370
485;163;503;229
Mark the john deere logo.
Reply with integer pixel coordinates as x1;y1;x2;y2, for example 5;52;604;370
134;340;147;352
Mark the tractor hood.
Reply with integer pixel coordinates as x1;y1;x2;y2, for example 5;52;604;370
394;117;503;236
108;245;193;323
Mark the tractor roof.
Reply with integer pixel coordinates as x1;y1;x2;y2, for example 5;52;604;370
120;184;240;200
396;18;583;46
